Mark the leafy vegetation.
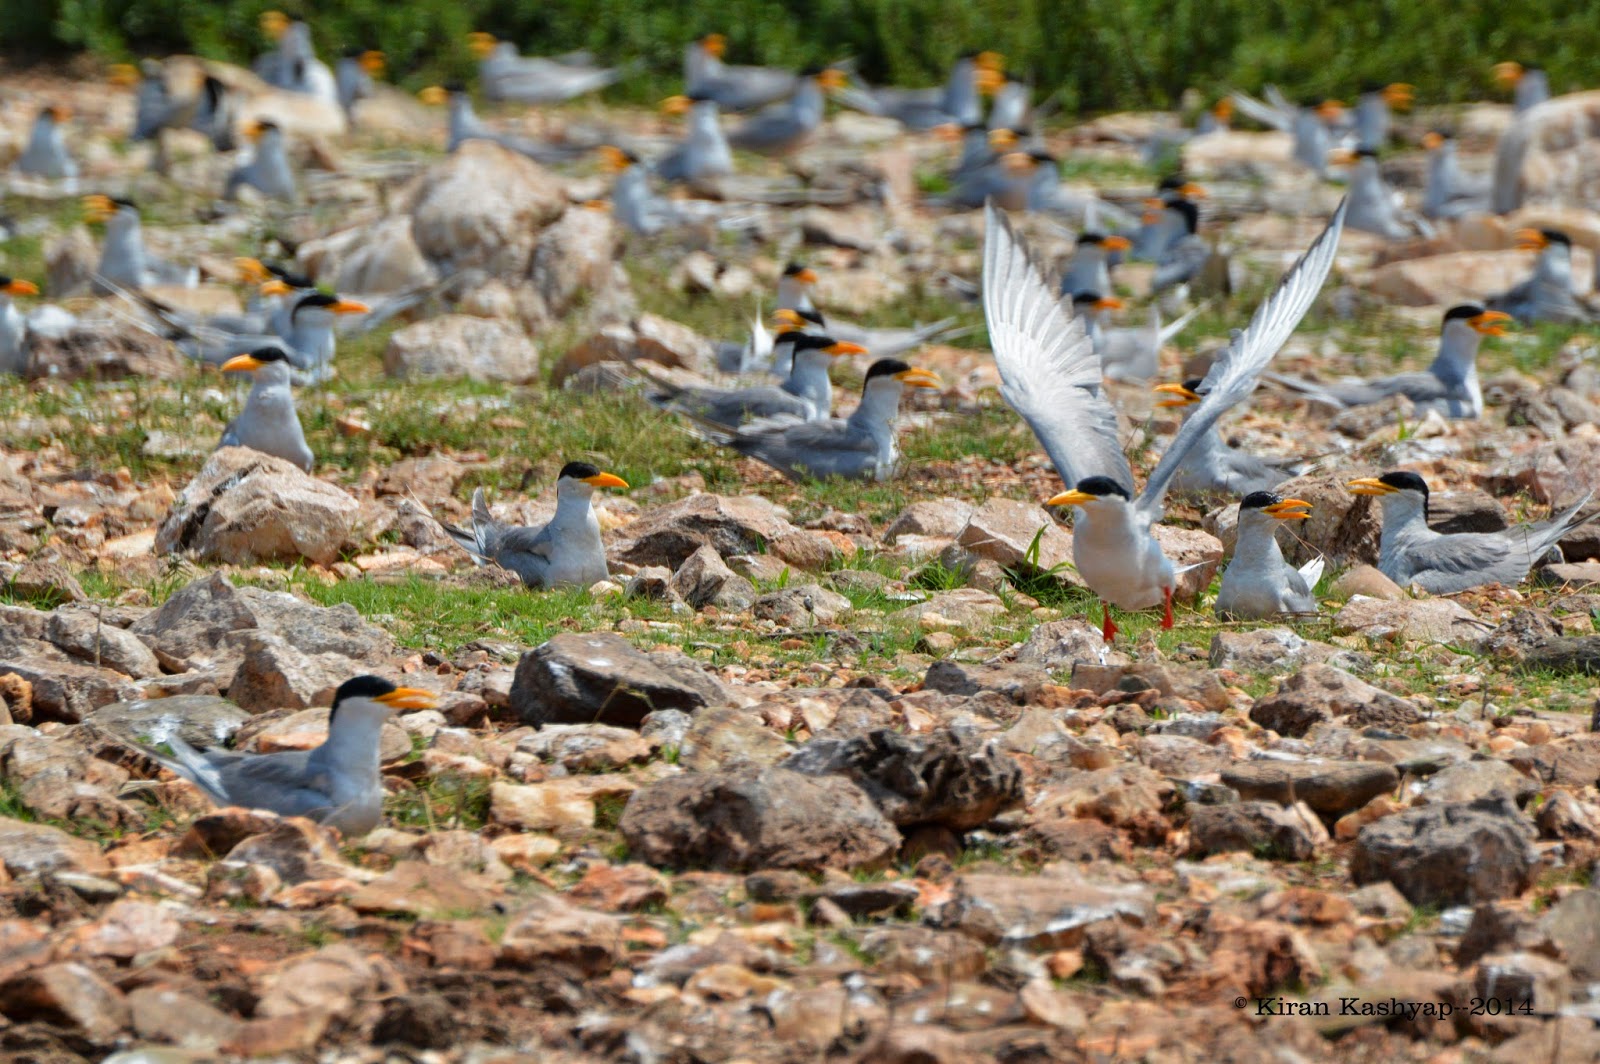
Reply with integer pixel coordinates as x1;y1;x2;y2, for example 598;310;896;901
5;0;1598;114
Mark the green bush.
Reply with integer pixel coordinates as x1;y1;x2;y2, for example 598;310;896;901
4;0;1597;113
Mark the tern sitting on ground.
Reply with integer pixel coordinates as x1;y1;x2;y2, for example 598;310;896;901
137;675;434;836
224;120;298;202
693;359;941;482
649;332;865;426
1265;304;1509;419
217;347;314;471
1348;472;1598;595
84;195;197;291
16;105;76;179
1;276;42;376
1488;229;1597;325
1214;492;1323;620
444;464;629;589
982;197;1347;640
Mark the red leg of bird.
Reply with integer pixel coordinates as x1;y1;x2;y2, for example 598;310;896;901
1101;602;1118;642
1161;587;1174;630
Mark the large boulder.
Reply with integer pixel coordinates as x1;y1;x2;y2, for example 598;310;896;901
619;766;900;872
409;141;567;275
1350;798;1538;907
383;315;541;384
528;207;627;319
296;215;437;295
510;632;728;727
129;572;394;675
155;448;357;566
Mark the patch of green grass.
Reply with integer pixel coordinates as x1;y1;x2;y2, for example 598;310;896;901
385;772;492;831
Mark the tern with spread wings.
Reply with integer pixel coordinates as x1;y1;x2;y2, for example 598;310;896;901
981;196;1346;639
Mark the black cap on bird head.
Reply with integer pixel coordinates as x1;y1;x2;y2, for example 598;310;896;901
865;358;911;381
333;675;398;708
558;460;602;481
1354;146;1379;159
783;262;812;277
1158;173;1189;191
247;345;291;363
1074;476;1133;501
1540;229;1572;246
1239;491;1283;511
1443;303;1486;323
1378;470;1429;496
443;80;469;95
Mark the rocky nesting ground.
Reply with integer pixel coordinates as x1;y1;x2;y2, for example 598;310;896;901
2;64;1600;1064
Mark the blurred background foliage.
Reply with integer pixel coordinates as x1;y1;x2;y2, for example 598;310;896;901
4;0;1597;113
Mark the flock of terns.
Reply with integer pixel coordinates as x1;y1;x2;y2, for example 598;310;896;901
2;21;1598;830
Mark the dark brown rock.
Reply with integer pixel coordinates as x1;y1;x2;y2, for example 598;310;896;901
1250;663;1424;737
1221;760;1400;816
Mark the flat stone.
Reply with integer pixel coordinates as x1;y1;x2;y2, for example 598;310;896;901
927;868;1153;950
1208;628;1368;673
0;816;110;876
1416;759;1538;806
383;315;541;384
1334;595;1486;643
1221;760;1399;816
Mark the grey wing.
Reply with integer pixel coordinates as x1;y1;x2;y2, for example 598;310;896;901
217;751;336;819
1405;532;1538;594
1139;197;1347;519
1228;90;1294;132
1151;238;1212;291
982;201;1133;493
732;419;876;481
728;110;800;151
489;521;558;586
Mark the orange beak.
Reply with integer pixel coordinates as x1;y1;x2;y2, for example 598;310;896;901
1094;296;1124;311
2;279;40;296
329;299;369;315
582;472;629;489
1102;235;1132;252
1514;228;1549;251
1469;310;1512;336
376;686;438;711
1421;131;1444;151
1493;61;1524;86
1153;382;1202;407
1262;498;1313;520
823;341;868;356
701;33;727;58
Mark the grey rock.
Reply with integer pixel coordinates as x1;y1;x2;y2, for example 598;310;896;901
1208;628;1369;673
1187;801;1327;860
130;572;395;673
781;728;1024;831
610;493;800;569
1350;798;1538;907
751;585;851;626
510;632;728;728
156;448;358;566
90;694;252;750
1250;663;1424;737
1221;760;1399;816
383;315;541;384
0;816;110;875
619;766;900;872
45;608;161;679
1015;619;1128;670
882;498;976;542
1416;759;1537;806
1334;596;1487;644
670;544;756;610
0;639;141;723
1522;636;1600;675
1504;736;1600;786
